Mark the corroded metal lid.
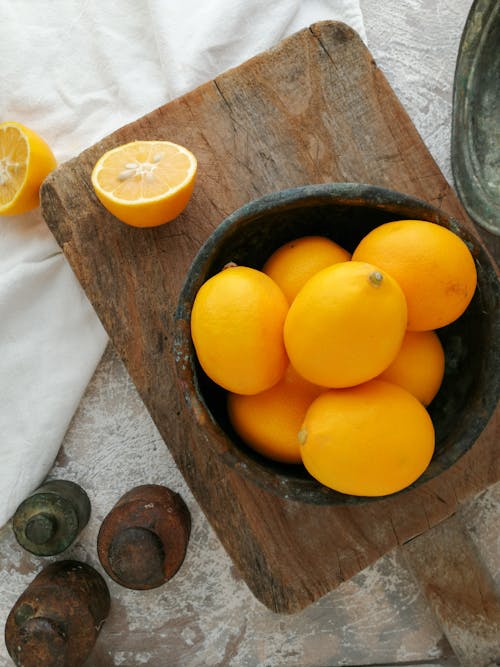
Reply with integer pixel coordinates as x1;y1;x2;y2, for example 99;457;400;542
5;560;110;667
452;0;500;235
12;480;91;556
97;484;191;590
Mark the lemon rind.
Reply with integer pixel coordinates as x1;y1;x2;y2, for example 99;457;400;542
91;140;197;206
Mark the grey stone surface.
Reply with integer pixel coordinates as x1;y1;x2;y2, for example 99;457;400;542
1;1;498;665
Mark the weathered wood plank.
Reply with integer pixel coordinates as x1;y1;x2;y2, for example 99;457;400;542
40;21;499;613
404;514;500;667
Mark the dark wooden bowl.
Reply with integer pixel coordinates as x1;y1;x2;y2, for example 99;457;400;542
174;183;499;505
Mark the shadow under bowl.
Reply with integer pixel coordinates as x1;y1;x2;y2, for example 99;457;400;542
174;183;499;505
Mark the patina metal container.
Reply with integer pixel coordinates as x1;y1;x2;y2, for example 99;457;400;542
12;480;91;556
4;560;110;667
452;0;500;235
174;183;499;505
97;484;191;590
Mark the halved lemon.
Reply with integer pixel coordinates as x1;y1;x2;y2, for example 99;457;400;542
91;140;198;227
0;121;57;216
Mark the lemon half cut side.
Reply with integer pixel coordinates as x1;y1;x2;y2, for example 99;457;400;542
91;140;197;227
0;121;57;216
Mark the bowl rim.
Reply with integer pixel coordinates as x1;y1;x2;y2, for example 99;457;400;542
174;182;500;506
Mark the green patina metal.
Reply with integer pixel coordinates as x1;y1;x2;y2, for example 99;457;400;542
12;480;90;556
452;0;500;235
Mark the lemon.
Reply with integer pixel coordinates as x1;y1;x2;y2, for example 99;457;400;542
0;121;57;216
91;140;197;227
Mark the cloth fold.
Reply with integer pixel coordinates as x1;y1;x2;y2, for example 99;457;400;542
0;0;365;528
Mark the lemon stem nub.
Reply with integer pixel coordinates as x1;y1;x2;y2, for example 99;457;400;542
298;428;308;446
369;271;384;287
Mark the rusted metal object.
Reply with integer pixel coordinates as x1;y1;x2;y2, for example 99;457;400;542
12;480;91;556
97;484;191;589
4;560;110;667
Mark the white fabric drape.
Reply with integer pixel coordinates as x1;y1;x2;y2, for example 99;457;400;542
0;0;365;527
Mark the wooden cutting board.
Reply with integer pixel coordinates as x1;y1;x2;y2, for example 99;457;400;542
40;21;499;614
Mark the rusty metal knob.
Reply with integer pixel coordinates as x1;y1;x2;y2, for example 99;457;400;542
97;484;191;590
12;480;91;556
4;560;110;667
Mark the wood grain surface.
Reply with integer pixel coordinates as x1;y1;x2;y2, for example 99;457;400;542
40;21;499;614
404;515;500;667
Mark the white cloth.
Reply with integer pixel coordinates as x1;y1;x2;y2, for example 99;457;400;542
0;1;365;528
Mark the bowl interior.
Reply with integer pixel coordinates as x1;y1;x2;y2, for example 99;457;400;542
175;184;499;505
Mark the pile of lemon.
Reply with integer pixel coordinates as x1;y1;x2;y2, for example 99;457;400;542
0;121;478;497
191;224;477;497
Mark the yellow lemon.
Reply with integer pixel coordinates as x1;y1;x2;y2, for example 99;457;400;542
191;266;288;395
263;235;350;303
299;379;435;496
352;220;477;330
227;364;324;464
91;140;197;227
0;121;56;216
284;261;408;387
378;330;445;405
